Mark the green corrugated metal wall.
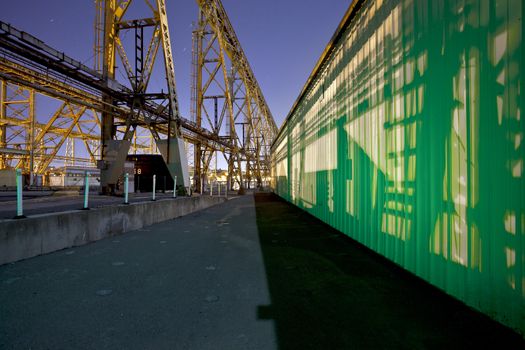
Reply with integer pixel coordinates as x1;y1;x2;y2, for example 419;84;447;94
271;0;524;335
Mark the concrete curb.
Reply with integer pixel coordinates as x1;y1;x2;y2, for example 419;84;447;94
0;196;227;265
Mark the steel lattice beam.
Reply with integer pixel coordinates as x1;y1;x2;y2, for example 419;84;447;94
0;0;277;190
193;0;278;191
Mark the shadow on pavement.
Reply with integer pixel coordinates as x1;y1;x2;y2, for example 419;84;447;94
253;192;525;349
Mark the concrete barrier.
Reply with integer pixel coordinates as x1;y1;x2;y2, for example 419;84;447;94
0;196;227;265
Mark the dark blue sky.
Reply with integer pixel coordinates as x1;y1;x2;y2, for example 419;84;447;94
2;0;351;128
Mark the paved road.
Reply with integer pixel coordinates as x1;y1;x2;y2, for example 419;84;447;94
0;190;55;202
0;194;274;349
0;192;231;219
1;193;524;349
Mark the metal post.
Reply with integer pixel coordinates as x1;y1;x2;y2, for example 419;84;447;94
83;171;89;209
124;172;129;204
173;175;177;198
200;175;203;195
15;168;24;218
218;182;221;196
152;174;156;201
211;181;213;196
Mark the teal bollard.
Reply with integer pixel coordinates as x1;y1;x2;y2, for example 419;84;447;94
124;172;129;204
83;171;89;210
15;169;24;219
152;174;156;201
173;175;177;198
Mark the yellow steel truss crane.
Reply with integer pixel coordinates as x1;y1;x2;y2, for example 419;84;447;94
0;0;277;192
95;0;188;194
193;0;278;191
0;54;102;178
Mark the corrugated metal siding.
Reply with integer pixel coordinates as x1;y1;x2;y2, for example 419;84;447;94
271;0;524;335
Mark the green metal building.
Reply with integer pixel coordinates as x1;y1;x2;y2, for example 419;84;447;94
271;0;524;335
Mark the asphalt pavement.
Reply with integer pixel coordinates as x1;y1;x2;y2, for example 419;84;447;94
0;191;207;219
0;194;275;349
0;193;524;349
